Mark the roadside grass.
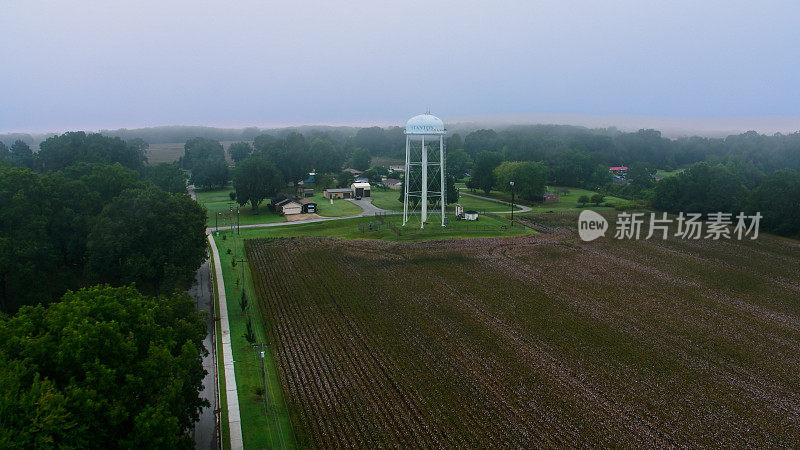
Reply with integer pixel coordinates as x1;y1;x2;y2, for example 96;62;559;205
209;256;231;450
229;214;533;241
369;188;520;212
460;186;626;212
213;232;296;449
306;192;362;217
198;188;286;228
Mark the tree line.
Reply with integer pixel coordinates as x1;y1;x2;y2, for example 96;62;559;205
1;132;210;446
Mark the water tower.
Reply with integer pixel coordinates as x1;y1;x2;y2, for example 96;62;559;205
402;112;446;228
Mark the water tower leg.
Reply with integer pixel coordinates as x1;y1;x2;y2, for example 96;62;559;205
421;135;427;228
402;135;410;227
440;135;446;227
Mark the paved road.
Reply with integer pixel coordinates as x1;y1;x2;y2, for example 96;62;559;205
190;258;219;450
346;196;389;215
458;190;532;213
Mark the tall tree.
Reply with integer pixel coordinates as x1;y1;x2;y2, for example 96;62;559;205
0;285;208;449
190;158;228;189
309;138;343;174
446;148;473;179
10;140;35;169
143;162;187;194
86;186;207;295
746;169;800;237
233;155;284;212
494;161;548;202
469;151;503;194
37;132;144;172
227;141;253;164
349;148;372;171
180;137;224;170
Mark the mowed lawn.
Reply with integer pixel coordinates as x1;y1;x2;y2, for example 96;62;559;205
228;213;532;241
370;188;521;212
197;188;363;227
459;185;626;213
197;188;286;228
244;219;800;447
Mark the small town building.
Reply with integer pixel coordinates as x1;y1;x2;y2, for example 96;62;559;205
609;166;628;179
296;188;314;198
351;182;371;198
323;188;352;199
543;192;559;203
279;200;302;215
297;198;317;213
385;178;402;190
389;164;405;172
464;210;479;221
343;168;363;175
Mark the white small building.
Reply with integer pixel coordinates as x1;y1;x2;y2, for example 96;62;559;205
351;182;371;198
464;210;478;221
279;200;302;215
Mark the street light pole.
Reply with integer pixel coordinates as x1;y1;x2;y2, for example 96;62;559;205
510;181;515;226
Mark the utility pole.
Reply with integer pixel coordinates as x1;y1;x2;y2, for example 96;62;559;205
260;343;268;415
510;181;515;226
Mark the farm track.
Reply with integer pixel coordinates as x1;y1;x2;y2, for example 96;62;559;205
246;222;800;447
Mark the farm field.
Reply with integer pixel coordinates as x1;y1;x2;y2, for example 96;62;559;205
245;214;800;447
370;188;521;212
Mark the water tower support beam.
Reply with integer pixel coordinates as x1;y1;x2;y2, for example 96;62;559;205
421;135;427;228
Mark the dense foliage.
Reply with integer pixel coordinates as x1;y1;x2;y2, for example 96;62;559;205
0;285;208;449
0;161;205;313
233;154;284;212
86;186;207;295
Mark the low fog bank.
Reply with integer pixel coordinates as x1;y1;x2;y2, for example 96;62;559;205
445;113;800;139
4;114;800;147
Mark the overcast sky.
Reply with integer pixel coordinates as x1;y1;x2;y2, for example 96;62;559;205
1;0;798;133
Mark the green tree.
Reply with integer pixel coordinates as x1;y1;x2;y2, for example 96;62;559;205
191;158;229;189
349;147;372;171
628;162;656;191
746;169;800;237
61;162;143;203
652;162;747;214
180;137;224;170
233;155;284;212
0;166;58;313
309;138;343;174
0;141;9;160
591;193;605;206
316;173;335;190
10;140;35;169
337;171;355;188
493;161;547;202
470;151;504;194
227;142;253;164
0;285;208;449
446;148;473;179
143;163;187;194
578;195;589;206
86;186;207;295
37;132;144;172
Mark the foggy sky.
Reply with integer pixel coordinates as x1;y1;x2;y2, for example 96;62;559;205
1;0;798;134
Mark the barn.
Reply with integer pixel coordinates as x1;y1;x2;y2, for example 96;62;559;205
298;198;317;213
324;188;352;199
351;182;371;198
